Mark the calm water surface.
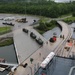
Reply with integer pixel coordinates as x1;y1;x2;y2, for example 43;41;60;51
43;27;61;40
0;44;18;75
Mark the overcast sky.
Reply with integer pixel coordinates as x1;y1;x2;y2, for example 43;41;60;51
55;0;75;2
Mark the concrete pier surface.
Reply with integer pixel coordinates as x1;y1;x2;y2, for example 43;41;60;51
12;21;71;75
13;27;47;64
0;14;73;75
0;14;74;75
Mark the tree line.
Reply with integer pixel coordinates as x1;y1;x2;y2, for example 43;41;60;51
0;1;75;18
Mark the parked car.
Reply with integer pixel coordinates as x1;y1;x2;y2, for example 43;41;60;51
2;22;14;26
0;18;3;20
4;17;15;21
15;18;28;23
22;28;28;33
30;32;36;39
36;38;43;45
2;22;7;25
49;36;57;43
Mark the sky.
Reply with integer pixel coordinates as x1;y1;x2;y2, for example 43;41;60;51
55;0;75;2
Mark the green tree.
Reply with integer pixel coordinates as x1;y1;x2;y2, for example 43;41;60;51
38;19;47;31
72;12;75;17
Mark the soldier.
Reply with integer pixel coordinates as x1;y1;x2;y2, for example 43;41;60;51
63;35;64;39
60;35;62;38
39;53;41;56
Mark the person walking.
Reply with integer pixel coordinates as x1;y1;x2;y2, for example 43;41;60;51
63;35;64;39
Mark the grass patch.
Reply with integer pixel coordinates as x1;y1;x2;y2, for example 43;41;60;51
59;13;72;18
39;17;50;21
0;37;13;47
63;16;75;23
0;26;11;35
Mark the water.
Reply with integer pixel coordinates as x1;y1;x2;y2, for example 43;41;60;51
35;57;75;75
0;44;18;63
0;44;18;75
43;27;61;40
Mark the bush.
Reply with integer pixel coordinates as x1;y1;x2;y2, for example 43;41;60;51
72;12;75;17
0;27;11;35
35;20;58;34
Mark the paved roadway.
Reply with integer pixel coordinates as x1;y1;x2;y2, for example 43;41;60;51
0;14;39;37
